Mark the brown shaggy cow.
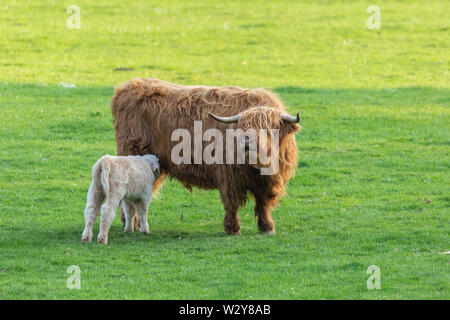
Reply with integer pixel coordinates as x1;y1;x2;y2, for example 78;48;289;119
111;78;301;235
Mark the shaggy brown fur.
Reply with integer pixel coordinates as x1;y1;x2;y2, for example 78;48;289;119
111;78;300;234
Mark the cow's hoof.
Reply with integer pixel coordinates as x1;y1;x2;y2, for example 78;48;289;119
225;229;241;236
257;222;275;235
258;226;275;234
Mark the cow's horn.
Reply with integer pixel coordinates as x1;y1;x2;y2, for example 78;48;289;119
208;112;241;123
281;113;300;123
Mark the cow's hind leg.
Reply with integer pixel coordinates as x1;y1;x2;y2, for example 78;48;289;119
120;207;140;232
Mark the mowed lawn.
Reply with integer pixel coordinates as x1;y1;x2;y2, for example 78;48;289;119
0;0;448;299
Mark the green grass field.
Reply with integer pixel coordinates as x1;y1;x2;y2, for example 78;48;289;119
0;0;448;299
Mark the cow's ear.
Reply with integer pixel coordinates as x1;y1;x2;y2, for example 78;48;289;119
283;123;301;135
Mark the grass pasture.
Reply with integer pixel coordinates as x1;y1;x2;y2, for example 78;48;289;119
0;1;449;299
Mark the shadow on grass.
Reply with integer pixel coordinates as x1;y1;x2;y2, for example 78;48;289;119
1;82;448;108
3;224;233;248
2;219;277;249
274;86;449;108
0;82;114;99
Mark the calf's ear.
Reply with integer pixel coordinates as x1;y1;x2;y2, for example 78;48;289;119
150;163;160;177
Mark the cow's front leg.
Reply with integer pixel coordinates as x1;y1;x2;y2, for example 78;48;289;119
223;210;241;235
254;196;277;234
220;189;241;235
120;201;140;232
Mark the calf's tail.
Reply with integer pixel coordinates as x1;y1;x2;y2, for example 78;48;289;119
99;155;112;196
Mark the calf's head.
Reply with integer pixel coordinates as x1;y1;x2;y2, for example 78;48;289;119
143;154;161;179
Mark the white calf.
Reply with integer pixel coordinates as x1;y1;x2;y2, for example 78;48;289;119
81;154;160;244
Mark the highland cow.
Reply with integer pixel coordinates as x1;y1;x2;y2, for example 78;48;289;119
111;78;301;235
81;154;160;244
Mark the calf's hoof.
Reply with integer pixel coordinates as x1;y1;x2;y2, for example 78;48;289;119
140;224;150;234
97;237;108;245
81;235;92;243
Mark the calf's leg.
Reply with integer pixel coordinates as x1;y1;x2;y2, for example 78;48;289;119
116;141;141;232
97;197;120;244
122;200;137;232
119;172;167;231
135;198;150;234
